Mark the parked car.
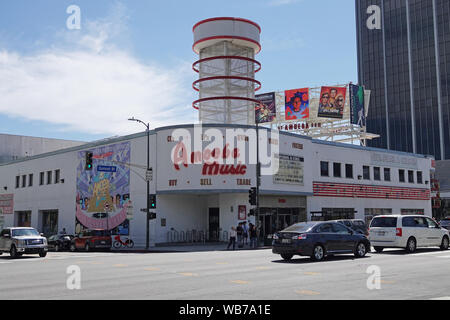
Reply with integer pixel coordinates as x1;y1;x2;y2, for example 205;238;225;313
369;215;450;253
0;227;48;258
439;217;450;231
47;234;74;251
70;229;112;252
272;221;371;262
331;219;369;236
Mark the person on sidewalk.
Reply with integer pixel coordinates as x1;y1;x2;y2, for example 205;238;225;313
227;226;237;250
243;221;248;246
249;223;257;249
236;222;244;248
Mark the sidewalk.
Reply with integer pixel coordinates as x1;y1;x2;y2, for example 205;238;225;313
111;242;271;253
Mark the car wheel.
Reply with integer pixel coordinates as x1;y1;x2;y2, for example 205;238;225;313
374;246;384;253
10;245;18;259
440;236;449;250
39;250;47;258
70;243;76;252
311;245;325;261
354;242;367;258
281;253;293;261
406;237;416;253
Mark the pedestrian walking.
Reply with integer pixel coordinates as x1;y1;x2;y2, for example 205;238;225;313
249;223;258;249
243;221;248;245
227;226;237;250
236;222;244;248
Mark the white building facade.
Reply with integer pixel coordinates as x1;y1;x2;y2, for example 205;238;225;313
0;124;433;247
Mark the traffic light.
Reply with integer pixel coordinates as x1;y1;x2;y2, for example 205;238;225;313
149;194;156;209
85;151;93;170
249;209;255;216
248;187;257;206
148;212;156;220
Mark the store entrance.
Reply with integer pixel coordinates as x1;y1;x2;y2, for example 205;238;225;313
40;210;58;237
257;208;306;246
208;208;220;242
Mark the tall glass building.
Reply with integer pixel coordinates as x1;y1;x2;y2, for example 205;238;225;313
356;0;450;160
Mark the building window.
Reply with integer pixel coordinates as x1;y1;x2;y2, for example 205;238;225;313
47;171;52;185
373;167;381;181
15;176;20;189
401;209;424;215
55;170;60;184
363;166;370;180
39;172;44;186
384;168;391;181
28;174;33;187
399;169;405;183
417;171;423;184
345;164;353;179
408;170;414;183
320;161;329;177
21;175;26;188
333;163;341;178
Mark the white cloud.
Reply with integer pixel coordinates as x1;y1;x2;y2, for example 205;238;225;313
0;3;196;136
267;0;303;6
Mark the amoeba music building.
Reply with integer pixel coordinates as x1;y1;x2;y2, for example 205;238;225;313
0;124;433;246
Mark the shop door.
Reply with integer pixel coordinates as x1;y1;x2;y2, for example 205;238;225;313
41;211;58;237
208;208;220;242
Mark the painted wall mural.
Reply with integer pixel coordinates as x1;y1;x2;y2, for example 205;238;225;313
75;142;131;235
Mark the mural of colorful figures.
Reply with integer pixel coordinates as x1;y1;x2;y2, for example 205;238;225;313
75;142;131;236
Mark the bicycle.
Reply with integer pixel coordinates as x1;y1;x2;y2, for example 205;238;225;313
113;235;134;249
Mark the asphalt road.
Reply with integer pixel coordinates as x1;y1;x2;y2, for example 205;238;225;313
0;247;449;300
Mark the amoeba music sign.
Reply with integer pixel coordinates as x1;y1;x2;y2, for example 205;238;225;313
273;154;304;185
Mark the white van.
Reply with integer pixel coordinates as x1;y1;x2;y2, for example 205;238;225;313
369;215;449;253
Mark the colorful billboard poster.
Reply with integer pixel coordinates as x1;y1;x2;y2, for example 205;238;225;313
285;88;309;120
317;86;347;119
349;84;366;127
255;92;276;124
75;142;131;235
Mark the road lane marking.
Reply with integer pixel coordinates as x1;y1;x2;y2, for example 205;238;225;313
230;280;249;284
410;251;450;256
380;280;396;284
113;264;128;267
304;272;320;276
430;296;450;300
295;290;320;296
144;267;160;271
255;266;271;270
177;272;198;277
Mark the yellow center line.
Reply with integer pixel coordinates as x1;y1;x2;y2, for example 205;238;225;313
255;266;271;270
230;280;249;284
113;264;128;267
380;280;396;284
177;272;198;277
295;289;321;296
304;272;320;276
144;267;160;271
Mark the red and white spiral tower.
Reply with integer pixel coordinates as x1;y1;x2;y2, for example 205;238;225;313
192;17;262;125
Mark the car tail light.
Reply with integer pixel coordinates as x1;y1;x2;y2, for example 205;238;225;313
396;228;402;237
292;234;307;240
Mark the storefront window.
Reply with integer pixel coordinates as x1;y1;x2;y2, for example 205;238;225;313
312;208;356;221
401;209;424;215
41;210;58;236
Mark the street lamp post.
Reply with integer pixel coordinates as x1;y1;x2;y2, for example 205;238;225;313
128;117;150;249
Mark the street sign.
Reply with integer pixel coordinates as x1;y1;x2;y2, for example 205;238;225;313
97;165;117;172
146;168;153;181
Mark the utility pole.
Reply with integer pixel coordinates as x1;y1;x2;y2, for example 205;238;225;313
128;117;151;249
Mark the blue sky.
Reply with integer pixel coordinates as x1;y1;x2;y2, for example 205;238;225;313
0;0;357;142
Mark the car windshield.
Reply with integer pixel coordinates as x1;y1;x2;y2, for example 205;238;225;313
370;217;397;228
12;229;40;237
92;230;110;236
282;222;316;232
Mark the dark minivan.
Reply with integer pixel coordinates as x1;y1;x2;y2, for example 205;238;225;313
272;221;371;261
